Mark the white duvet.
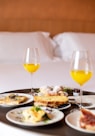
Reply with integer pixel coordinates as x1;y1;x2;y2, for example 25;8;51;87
0;60;95;93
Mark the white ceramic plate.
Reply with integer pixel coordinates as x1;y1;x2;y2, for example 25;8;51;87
6;106;64;127
0;93;33;107
68;95;95;109
57;103;71;110
65;110;95;134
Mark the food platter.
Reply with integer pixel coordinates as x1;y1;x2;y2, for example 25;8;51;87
65;110;95;134
6;106;64;127
0;93;33;107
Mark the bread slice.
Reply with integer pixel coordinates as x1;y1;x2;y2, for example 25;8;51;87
80;108;95;131
34;95;68;108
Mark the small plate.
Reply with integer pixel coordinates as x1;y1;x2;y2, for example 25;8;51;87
65;110;95;134
6;106;64;127
57;103;71;110
68;95;95;109
0;93;33;107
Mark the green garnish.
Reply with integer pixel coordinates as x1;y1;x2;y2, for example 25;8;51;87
31;106;41;112
35;106;41;112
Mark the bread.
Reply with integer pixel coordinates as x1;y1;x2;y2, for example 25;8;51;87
0;93;28;105
80;108;95;131
34;95;68;108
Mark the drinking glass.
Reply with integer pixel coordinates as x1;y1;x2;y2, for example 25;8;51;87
70;50;93;108
23;47;40;94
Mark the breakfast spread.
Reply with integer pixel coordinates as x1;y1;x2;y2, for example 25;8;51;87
2;87;95;134
0;93;28;105
80;108;95;131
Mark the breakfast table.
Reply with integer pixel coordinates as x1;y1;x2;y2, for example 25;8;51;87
0;89;95;136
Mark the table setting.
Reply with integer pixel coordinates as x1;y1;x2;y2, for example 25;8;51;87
0;87;95;136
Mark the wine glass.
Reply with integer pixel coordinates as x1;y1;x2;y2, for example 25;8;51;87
23;47;40;94
70;50;93;108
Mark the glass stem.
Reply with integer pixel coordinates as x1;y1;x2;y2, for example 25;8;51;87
30;73;34;94
80;87;83;109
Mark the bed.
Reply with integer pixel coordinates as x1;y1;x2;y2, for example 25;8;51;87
0;0;95;136
0;31;95;93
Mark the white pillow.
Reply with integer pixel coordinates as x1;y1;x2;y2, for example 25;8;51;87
53;32;95;61
0;32;55;63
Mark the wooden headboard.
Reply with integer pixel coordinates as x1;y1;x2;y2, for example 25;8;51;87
0;0;95;36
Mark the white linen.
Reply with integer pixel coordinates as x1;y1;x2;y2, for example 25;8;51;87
0;122;50;136
53;32;95;61
0;61;95;93
0;32;55;63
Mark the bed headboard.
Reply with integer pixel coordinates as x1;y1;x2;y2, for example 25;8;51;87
0;0;95;36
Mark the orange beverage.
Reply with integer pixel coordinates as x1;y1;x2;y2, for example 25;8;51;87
70;70;92;86
24;63;40;73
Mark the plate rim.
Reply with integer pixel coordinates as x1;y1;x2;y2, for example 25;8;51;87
0;93;33;107
6;106;64;127
58;103;71;110
68;95;95;109
65;110;95;134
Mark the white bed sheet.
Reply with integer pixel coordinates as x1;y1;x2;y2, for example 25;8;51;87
0;122;50;136
0;60;95;93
